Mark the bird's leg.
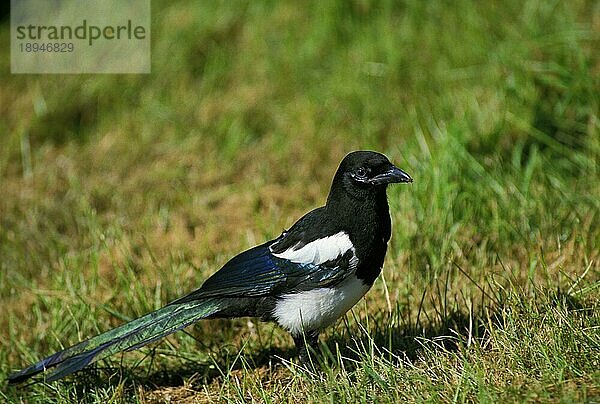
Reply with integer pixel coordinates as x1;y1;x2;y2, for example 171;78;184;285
292;330;319;366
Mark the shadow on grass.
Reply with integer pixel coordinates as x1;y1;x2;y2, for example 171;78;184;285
25;284;597;397
322;307;492;369
20;341;297;398
26;306;495;400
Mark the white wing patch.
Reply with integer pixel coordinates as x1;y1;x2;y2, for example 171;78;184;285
270;231;354;265
273;275;370;334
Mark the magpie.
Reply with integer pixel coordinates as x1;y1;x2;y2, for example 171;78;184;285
8;150;412;384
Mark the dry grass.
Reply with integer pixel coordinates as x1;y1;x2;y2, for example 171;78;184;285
1;0;599;402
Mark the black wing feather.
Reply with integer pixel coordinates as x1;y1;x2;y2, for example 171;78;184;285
173;235;355;304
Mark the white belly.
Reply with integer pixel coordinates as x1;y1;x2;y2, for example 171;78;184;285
273;276;370;335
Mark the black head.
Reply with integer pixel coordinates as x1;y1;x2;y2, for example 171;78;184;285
327;151;412;203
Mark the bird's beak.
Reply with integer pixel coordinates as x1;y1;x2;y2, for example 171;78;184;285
369;165;413;185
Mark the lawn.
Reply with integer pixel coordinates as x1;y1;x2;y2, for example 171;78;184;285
1;0;599;402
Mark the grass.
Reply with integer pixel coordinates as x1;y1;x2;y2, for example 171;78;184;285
1;0;599;402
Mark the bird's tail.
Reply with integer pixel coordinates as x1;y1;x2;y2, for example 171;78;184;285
8;298;222;384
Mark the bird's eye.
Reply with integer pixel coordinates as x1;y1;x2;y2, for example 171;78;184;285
355;167;368;178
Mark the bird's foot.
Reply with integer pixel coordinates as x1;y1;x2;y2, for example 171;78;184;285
293;330;320;369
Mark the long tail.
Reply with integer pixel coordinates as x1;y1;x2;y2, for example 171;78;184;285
8;298;222;384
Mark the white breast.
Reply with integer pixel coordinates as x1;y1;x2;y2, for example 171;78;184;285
273;275;370;335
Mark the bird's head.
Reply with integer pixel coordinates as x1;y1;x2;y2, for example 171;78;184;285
328;150;412;203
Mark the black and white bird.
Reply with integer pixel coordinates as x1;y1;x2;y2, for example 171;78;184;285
8;150;412;384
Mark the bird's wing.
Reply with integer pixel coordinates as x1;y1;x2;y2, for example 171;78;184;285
172;232;357;303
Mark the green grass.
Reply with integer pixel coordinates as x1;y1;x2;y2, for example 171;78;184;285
1;0;599;402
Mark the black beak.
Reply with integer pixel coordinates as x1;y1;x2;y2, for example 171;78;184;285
369;165;413;185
